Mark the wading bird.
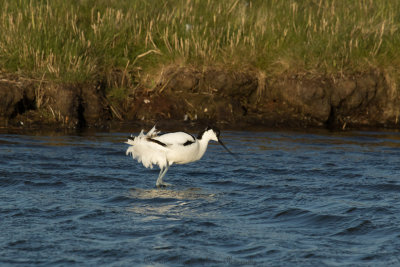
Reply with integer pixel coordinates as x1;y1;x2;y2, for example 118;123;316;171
126;125;234;188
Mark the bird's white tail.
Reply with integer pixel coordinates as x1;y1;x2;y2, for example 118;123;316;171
126;126;168;169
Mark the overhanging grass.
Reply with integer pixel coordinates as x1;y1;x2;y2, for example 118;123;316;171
0;0;399;84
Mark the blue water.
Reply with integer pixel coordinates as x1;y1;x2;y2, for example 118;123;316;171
1;129;400;266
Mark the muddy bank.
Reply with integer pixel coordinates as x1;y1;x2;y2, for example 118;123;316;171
1;66;399;132
0;75;111;130
113;66;400;130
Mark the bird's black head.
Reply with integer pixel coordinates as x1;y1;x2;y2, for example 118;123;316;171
197;125;236;158
198;125;220;139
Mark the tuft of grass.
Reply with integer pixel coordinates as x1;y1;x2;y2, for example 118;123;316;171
0;0;399;85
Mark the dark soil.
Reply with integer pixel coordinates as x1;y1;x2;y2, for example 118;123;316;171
1;66;399;132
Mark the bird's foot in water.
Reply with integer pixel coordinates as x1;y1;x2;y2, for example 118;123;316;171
156;182;172;188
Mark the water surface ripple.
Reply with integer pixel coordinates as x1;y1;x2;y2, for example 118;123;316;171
1;130;400;266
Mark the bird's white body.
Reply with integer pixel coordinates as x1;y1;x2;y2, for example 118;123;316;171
126;125;225;187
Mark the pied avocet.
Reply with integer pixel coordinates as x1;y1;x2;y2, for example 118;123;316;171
126;125;234;187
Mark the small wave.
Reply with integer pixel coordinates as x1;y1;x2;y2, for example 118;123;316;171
83;175;130;184
49;258;78;265
334;220;376;236
342;173;363;179
102;150;125;156
207;180;235;186
197;221;218;227
206;179;253;189
78;209;107;221
274;208;309;219
183;170;212;177
345;206;393;216
0;207;18;215
160;224;205;238
104;195;136;204
0;177;24;186
12;208;42;217
36;163;71;171
23;180;66;187
238;184;273;191
273;208;350;228
183;257;222;265
144;254;221;266
231;245;267;259
239;206;275;218
7;240;28;247
365;183;400;193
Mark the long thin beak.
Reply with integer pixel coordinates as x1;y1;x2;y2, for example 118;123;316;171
218;138;237;158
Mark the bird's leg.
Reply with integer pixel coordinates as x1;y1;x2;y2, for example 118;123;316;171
156;162;171;188
156;167;166;186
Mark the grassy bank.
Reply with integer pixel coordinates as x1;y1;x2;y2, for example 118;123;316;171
1;0;399;87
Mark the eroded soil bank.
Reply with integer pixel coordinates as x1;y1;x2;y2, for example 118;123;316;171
1;66;399;132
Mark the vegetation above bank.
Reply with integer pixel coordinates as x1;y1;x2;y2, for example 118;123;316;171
1;0;400;80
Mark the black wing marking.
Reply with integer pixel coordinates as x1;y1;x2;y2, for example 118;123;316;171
147;133;195;147
183;140;195;146
183;134;196;146
147;137;167;147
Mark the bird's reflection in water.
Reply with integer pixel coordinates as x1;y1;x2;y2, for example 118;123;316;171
128;187;215;200
126;188;217;220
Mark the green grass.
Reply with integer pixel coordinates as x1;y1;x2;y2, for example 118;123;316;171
0;0;399;85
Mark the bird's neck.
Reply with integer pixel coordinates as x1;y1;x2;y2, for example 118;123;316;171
196;137;211;160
